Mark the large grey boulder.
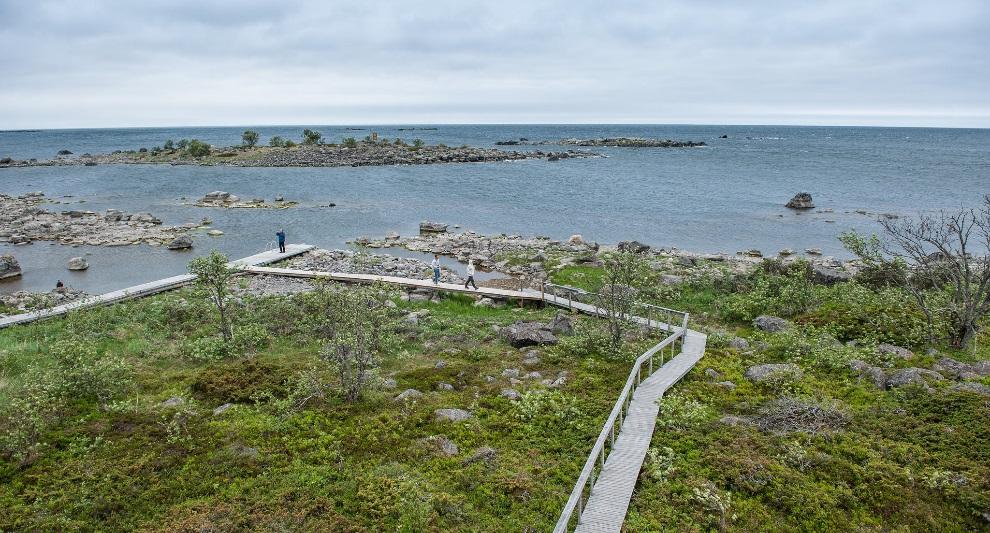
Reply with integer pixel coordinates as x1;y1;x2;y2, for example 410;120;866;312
933;357;990;380
166;235;193;250
547;312;573;335
786;192;815;209
394;389;423;402
885;368;944;390
67;257;89;271
617;240;650;253
501;321;558;347
849;359;886;389
877;343;914;360
419;221;449;234
811;264;851;285
949;382;990;396
0;254;22;280
729;337;750;350
753;315;789;333
745;363;803;384
434;408;472;422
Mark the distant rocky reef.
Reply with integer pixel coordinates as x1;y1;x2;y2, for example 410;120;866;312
0;142;600;169
497;137;706;148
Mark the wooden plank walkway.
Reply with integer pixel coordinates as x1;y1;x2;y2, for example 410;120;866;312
573;330;707;533
244;265;547;301
0;244;314;329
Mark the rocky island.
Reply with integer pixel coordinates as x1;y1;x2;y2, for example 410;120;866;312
0;136;599;168
0;192;195;247
497;137;707;148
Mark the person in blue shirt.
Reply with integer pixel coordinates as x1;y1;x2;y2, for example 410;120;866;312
276;229;286;253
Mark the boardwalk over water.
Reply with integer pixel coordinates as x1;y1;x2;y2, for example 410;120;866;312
0;245;706;531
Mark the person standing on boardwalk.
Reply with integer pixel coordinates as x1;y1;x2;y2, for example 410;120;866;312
464;260;478;290
276;229;286;253
431;254;441;284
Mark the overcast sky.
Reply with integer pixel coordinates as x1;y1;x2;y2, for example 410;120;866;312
1;0;988;129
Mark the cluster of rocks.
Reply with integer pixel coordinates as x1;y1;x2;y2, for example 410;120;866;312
0;286;87;316
231;275;317;298
498;312;573;347
353;230;600;280
785;192;815;209
850;354;990;395
0;254;21;280
285;248;463;283
0;192;194;247
498;137;706;148
191;191;298;209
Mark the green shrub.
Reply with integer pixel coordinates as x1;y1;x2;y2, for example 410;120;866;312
233;323;271;352
658;393;711;430
513;389;583;428
182;335;232;362
191;359;292;403
799;282;935;346
186;139;211;157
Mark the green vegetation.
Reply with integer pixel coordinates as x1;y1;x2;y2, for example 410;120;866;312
0;282;649;531
241;130;259;147
302;129;322;145
185;139;211;158
269;135;286;148
342;137;358;148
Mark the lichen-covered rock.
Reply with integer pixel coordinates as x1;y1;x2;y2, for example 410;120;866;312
0;254;22;280
753;315;789;333
617;240;650;253
885;368;944;390
745;363;803;384
949;382;990;396
394;389;423;402
933;357;990;380
67;257;89;271
501;321;558;347
729;337;750;350
849;360;886;389
547;312;573;335
166;235;193;250
877;343;915;360
501;389;521;400
434;408;472;422
811;264;851;285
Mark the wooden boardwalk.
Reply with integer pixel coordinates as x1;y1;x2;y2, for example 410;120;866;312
573;330;707;533
0;244;313;329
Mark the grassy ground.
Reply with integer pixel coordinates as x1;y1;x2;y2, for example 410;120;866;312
0;287;653;531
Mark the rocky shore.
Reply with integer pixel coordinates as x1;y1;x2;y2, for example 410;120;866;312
352;229;860;286
189;191;299;209
497;137;706;148
0;143;600;168
0;286;87;317
0;192;195;247
284;249;464;283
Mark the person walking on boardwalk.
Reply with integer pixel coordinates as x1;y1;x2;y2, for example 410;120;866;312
431;254;441;284
464;260;478;290
276;228;286;253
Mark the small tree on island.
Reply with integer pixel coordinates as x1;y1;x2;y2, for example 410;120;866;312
412;139;425;149
186;139;211;157
342;137;358;148
597;251;650;352
842;195;990;349
188;251;238;342
269;136;285;147
163;139;175;150
302;129;323;145
241;130;259;147
177;139;189;150
310;283;396;402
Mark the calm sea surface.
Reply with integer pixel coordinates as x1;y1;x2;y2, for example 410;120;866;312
1;124;988;294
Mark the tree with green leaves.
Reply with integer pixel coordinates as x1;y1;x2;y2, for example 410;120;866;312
842;196;990;349
186;139;211;157
302;129;323;145
342;137;358;148
188;251;238;341
163;139;175;150
269;136;285;147
412;139;425;149
241;130;259;147
597;251;650;351
310;283;396;402
177;139;189;150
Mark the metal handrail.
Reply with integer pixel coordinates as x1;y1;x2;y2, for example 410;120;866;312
540;282;690;532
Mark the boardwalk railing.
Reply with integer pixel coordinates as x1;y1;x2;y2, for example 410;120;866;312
543;283;690;533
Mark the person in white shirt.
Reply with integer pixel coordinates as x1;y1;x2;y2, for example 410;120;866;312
464;260;478;289
431;254;441;284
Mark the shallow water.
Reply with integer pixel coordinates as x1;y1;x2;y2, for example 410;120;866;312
1;124;988;294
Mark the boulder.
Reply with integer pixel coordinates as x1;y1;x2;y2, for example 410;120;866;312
203;191;233;202
473;297;495;308
160;396;185;408
729;337;750;350
811;264;851;285
394;389;423;402
382;378;398;390
786;192;815;209
436;382;454;391
704;368;720;380
617;240;650;253
753;315;789;333
522;351;541;367
885;368;944;390
501;389;521;400
130;212;162;224
67;257;89;271
805;248;823;255
949;382;990;396
716;381;737;390
745;363;803;384
849;360;886;389
434;408;472;422
207;230;224;236
421;435;459;456
463;446;497;465
0;254;22;280
501;321;558;347
547;312;573;335
877;343;914;360
568;234;585;245
501;368;521;379
419;221;449;234
212;403;234;416
166;235;193;250
660;274;683;285
385;231;400;240
719;415;752;427
933;357;990;380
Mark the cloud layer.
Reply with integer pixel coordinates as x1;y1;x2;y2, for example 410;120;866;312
1;0;988;128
